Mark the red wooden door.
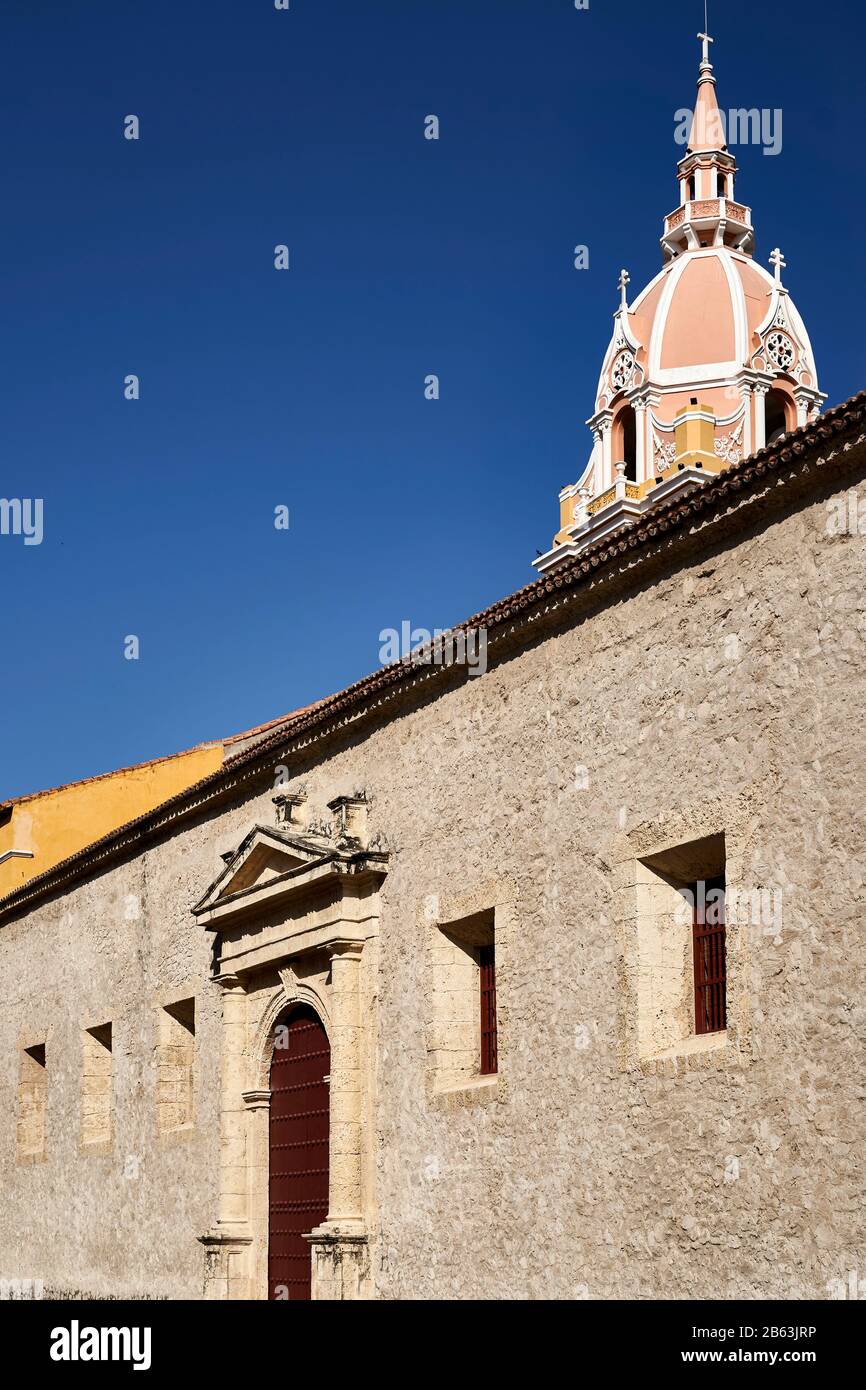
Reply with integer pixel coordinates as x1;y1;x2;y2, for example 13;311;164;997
268;1005;330;1300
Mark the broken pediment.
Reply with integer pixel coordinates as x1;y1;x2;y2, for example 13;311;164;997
193;826;332;913
192;822;389;932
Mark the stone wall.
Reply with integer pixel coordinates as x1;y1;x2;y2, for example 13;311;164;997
1;455;864;1299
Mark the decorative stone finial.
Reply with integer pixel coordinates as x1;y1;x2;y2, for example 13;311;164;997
327;793;370;849
272;789;307;828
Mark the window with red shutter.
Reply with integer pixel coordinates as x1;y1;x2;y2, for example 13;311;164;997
429;908;497;1090
692;875;727;1034
479;942;498;1075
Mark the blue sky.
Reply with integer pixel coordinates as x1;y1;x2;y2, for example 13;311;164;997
2;0;863;800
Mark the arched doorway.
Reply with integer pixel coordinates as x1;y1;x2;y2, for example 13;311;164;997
268;1004;330;1300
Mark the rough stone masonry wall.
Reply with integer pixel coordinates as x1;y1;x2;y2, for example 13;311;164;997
0;462;864;1299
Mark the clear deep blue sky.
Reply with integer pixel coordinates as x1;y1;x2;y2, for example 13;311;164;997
2;0;864;800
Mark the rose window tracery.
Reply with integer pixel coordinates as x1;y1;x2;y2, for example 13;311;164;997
611;351;635;392
766;331;795;371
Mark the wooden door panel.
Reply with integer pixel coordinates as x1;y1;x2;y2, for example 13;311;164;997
268;1005;330;1300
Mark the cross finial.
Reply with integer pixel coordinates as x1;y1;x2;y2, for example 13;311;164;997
769;247;786;283
697;31;714;66
618;268;630;310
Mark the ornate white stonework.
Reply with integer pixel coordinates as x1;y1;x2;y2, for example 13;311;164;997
766;331;795;371
611;350;635;392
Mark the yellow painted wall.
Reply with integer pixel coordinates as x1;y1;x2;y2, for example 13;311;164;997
0;745;225;898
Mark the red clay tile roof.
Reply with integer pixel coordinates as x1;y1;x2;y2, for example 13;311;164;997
221;704;320;746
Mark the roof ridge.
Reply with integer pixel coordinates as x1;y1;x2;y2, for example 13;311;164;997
1;389;864;920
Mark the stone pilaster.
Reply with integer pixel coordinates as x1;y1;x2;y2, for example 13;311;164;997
633;399;647;483
308;940;369;1298
600;418;613;491
199;973;252;1299
242;1088;271;1302
741;383;753;457
753;383;769;450
325;941;364;1226
794;391;811;429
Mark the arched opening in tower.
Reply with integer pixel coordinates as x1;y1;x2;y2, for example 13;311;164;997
615;405;637;482
765;388;793;446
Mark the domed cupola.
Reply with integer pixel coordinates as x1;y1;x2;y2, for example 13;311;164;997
534;32;825;575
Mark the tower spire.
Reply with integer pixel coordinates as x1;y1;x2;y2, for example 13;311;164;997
688;29;724;153
661;32;755;259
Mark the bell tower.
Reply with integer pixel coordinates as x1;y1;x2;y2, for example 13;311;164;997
662;31;754;258
533;31;825;576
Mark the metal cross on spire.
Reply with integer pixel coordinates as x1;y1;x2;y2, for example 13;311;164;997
698;2;713;67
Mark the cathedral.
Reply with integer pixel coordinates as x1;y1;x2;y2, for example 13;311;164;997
0;36;863;1302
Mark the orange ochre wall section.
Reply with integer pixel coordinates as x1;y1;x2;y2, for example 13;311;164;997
0;744;225;897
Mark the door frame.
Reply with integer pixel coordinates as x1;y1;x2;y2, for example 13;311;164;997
196;813;387;1300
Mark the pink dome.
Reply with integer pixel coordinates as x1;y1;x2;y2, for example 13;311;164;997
632;248;817;384
593;247;819;414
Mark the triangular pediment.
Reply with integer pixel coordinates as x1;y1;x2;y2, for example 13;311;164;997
192;825;333;916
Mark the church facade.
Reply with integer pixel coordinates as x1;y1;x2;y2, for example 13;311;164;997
1;39;864;1301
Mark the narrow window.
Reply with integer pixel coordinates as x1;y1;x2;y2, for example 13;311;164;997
428;909;497;1091
612;404;637;481
17;1043;47;1161
81;1023;113;1147
635;833;727;1059
692;876;727;1034
686;174;696;201
157;998;195;1133
479;943;498;1075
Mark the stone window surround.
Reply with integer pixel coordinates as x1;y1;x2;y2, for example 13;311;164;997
79;1017;113;1155
422;878;516;1111
153;988;197;1143
613;795;757;1077
16;1034;48;1166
